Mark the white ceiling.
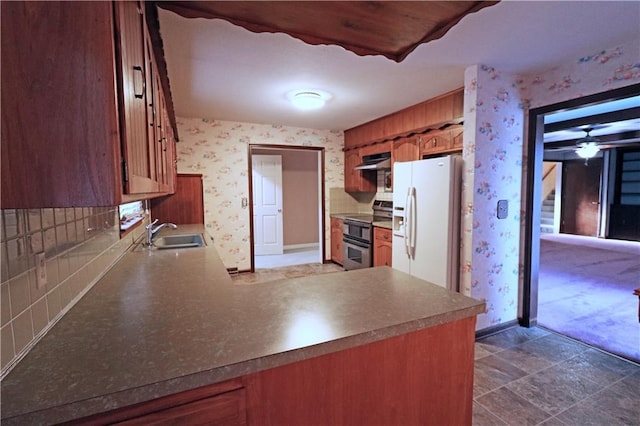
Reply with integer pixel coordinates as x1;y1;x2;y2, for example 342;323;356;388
158;1;640;132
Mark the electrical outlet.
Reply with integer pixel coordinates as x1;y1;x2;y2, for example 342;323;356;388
497;200;508;219
35;252;47;289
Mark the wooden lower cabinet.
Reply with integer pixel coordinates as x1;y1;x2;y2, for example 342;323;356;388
244;316;476;425
330;217;344;265
73;317;476;425
71;379;246;426
373;227;392;267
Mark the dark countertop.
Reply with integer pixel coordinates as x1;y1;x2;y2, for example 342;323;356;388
1;225;484;425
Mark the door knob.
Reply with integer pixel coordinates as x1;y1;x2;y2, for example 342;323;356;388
278;209;282;212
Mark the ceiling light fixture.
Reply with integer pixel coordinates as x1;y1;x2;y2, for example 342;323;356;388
574;128;601;159
575;142;600;159
288;90;331;110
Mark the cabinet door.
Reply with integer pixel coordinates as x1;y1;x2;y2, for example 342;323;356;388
1;1;121;208
344;149;376;193
118;389;246;425
373;227;392;267
419;131;452;157
392;136;419;164
330;217;344;265
451;127;464;151
116;0;159;194
73;379;246;426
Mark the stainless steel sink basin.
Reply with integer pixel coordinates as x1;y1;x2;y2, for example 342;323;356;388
154;233;205;249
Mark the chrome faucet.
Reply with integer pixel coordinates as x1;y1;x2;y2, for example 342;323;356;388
145;219;177;246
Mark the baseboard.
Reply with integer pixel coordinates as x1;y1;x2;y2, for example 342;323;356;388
284;243;319;251
475;319;520;340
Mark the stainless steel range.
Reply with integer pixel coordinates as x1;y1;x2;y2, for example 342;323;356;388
343;200;393;271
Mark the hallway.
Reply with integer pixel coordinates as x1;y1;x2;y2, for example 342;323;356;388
538;233;640;362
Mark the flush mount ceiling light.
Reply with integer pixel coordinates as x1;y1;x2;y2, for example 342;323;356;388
288;90;331;110
575;128;601;159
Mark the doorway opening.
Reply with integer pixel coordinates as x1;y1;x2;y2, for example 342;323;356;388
248;144;325;271
523;84;640;362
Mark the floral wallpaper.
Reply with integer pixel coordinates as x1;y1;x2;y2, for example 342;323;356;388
461;65;525;330
175;118;344;270
461;39;639;330
523;40;640;108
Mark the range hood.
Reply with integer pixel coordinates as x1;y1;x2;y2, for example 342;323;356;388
354;152;391;170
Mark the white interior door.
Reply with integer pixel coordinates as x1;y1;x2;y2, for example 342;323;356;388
253;155;284;255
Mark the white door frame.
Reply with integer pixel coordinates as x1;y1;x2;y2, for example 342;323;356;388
248;145;325;271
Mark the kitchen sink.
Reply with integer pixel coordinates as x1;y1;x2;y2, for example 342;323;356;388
153;233;205;249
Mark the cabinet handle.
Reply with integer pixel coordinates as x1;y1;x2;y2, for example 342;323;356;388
133;65;145;99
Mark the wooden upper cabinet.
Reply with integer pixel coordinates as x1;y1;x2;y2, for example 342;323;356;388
392;136;419;164
344;149;376;193
360;141;391;157
117;1;159;195
0;1;177;208
343;88;464;150
1;1;121;208
419;130;452;156
418;125;464;158
451;126;464;150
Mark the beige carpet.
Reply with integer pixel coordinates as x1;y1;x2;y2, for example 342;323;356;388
538;233;640;362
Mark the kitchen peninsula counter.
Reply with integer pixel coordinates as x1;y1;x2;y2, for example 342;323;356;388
1;225;484;425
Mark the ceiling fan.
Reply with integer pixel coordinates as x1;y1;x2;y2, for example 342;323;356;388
574;127;601;159
544;123;640;158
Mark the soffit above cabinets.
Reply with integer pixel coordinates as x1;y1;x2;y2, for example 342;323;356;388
154;1;499;62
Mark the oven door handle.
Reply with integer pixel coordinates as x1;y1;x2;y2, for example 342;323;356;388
343;237;369;248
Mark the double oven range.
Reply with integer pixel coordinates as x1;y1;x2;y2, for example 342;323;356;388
342;200;393;271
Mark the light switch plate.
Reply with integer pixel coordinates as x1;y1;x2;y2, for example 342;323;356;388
497;199;508;219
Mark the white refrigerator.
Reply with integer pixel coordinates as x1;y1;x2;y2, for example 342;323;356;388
392;155;462;291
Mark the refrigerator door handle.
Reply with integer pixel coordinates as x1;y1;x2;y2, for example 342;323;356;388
410;187;417;256
404;187;412;256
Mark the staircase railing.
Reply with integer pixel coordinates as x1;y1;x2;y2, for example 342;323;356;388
542;162;557;202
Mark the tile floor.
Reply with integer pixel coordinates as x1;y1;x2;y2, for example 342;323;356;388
231;265;640;425
473;326;640;426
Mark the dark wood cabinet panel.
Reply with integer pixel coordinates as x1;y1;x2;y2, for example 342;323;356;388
330;217;344;265
151;174;204;224
1;1;177;208
1;1;121;208
117;1;159;195
244;316;476;425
